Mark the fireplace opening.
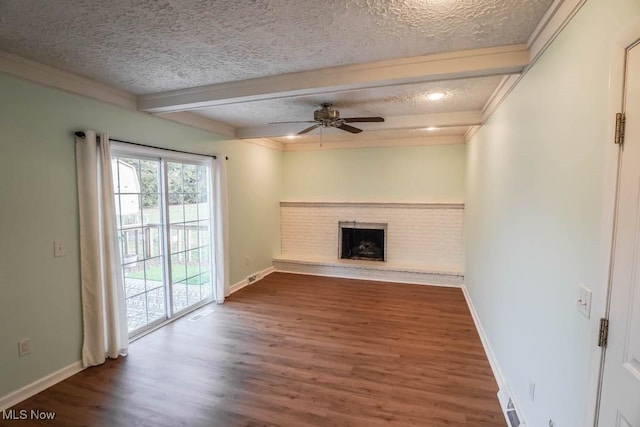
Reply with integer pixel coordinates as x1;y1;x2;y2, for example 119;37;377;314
339;222;386;261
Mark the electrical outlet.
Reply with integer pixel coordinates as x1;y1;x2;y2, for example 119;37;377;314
54;240;65;257
18;338;31;357
248;274;257;283
576;284;592;318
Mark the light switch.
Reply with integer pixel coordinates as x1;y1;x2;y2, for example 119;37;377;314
577;284;592;318
54;240;65;257
18;338;31;357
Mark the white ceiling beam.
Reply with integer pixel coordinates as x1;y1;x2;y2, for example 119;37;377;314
138;44;530;114
235;111;482;139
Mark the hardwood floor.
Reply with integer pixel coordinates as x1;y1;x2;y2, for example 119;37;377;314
3;273;505;426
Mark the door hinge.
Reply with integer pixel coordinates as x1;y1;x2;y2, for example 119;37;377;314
598;318;609;347
615;113;626;145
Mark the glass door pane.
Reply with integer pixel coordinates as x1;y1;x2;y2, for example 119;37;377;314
113;156;167;334
167;161;214;314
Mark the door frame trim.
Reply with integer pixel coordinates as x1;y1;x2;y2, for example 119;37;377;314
588;19;640;427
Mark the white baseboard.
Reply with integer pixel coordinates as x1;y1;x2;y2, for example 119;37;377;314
0;268;268;411
0;361;84;411
462;284;526;426
228;266;275;295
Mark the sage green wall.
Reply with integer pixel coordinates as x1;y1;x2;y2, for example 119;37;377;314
0;72;282;398
465;0;640;425
282;144;466;202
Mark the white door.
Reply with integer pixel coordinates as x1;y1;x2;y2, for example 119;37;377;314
598;40;640;426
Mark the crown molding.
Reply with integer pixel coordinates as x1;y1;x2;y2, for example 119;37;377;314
243;138;285;151
528;0;588;66
481;74;521;121
281;135;464;152
464;126;481;142
0;50;235;138
0;50;137;110
469;0;587;142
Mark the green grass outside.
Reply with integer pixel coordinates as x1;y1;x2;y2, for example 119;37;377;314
127;265;210;285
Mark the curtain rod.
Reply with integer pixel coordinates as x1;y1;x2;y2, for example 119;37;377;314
74;131;228;160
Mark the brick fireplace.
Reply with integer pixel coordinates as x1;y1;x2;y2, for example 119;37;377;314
274;202;464;286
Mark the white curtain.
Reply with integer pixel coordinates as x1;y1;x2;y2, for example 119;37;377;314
76;130;128;367
213;156;230;302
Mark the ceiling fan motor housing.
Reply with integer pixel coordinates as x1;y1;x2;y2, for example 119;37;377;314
314;104;340;125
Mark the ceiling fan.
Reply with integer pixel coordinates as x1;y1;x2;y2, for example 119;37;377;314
270;103;384;135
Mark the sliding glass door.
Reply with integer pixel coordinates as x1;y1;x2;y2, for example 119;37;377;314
111;146;216;336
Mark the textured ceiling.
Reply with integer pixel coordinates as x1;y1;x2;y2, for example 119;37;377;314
0;0;556;142
0;0;552;94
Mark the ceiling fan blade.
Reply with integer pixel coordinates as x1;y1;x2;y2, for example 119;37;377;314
269;120;316;124
298;124;321;135
343;117;385;123
336;123;363;134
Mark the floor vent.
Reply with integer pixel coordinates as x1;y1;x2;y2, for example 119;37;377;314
505;398;521;427
497;389;525;427
187;308;216;322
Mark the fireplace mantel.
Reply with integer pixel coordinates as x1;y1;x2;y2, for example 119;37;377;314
280;201;464;209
